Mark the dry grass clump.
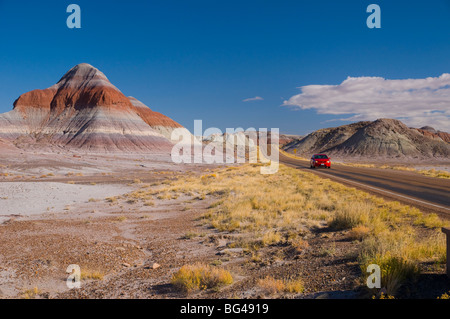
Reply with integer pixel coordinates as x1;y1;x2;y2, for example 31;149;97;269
144;200;155;206
80;270;105;281
257;276;304;294
22;287;42;299
181;231;199;240
438;292;450;299
413;213;447;229
358;227;446;295
116;216;127;222
261;231;282;246
363;256;419;296
171;263;233;292
329;202;371;230
348;225;371;241
290;238;310;253
105;196;118;203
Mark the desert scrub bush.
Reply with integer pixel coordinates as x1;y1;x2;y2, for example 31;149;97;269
362;256;419;296
171;263;233;293
257;276;304;294
329;201;371;230
348;225;371;241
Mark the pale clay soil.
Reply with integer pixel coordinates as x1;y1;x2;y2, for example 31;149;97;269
0;150;448;299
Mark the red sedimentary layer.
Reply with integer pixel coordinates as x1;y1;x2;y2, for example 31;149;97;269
1;63;185;152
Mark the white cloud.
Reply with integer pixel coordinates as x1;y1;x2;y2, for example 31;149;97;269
283;74;450;131
243;96;264;102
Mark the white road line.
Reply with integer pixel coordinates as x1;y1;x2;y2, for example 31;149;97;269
310;169;450;212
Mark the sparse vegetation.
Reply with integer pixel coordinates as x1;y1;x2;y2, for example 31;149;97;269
22;287;42;299
171;263;233;293
257;276;304;294
128;163;449;297
348;225;370;241
438;292;450;299
105;196;118;203
80;270;105;281
181;231;199;240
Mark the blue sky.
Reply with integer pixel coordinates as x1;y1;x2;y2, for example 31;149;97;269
0;0;449;134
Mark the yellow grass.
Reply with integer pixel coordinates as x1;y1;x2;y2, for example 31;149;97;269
80;269;105;280
257;276;304;294
171;263;233;292
125;163;449;296
22;287;41;299
348;225;371;241
116;216;127;222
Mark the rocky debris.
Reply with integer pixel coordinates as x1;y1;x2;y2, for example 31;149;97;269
151;263;161;270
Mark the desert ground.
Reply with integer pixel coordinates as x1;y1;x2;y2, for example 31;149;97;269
0;148;449;299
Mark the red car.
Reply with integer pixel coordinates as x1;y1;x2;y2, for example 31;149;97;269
310;154;331;169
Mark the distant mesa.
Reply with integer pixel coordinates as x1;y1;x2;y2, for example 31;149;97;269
284;118;450;159
0;63;185;153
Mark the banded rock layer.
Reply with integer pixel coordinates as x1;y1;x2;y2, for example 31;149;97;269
284;119;450;158
0;63;184;152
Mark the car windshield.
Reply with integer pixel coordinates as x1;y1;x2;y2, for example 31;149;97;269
314;155;328;159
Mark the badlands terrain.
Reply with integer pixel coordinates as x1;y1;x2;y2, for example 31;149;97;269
0;64;449;299
1;149;449;299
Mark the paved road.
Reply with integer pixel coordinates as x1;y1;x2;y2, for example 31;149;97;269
279;153;450;218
